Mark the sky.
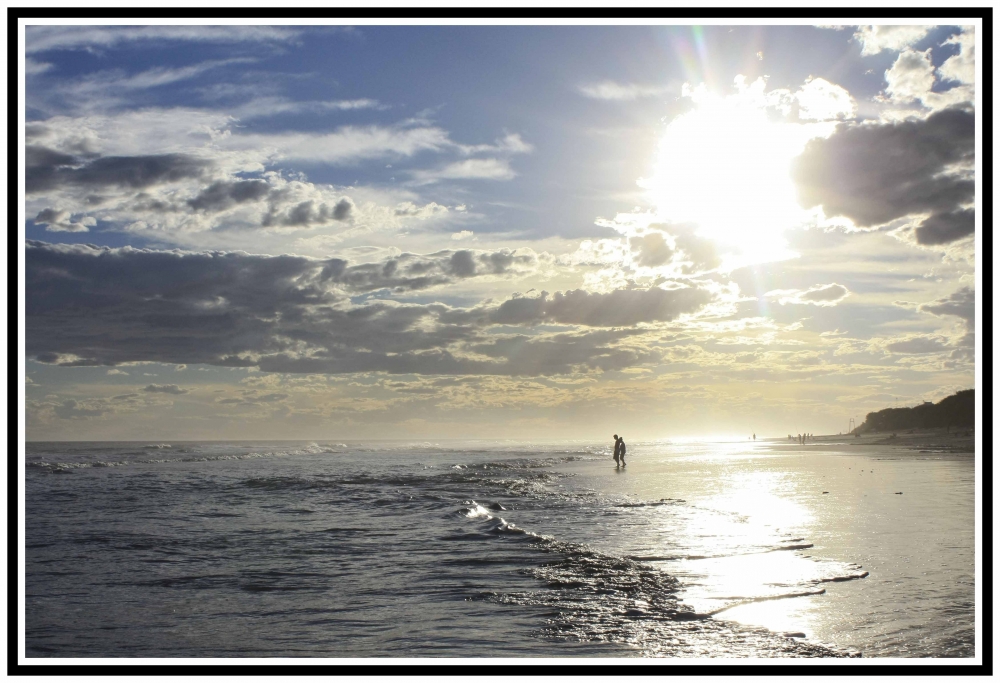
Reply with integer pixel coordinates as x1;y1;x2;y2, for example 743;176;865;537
21;20;980;441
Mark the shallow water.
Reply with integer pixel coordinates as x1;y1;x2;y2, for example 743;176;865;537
24;440;975;658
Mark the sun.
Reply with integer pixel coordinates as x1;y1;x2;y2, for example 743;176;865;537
639;79;825;269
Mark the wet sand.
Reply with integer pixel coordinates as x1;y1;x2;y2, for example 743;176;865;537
556;439;976;656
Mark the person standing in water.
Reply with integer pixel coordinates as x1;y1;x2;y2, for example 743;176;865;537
613;434;621;466
618;436;627;466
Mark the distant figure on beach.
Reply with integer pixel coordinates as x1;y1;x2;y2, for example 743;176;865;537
753;433;756;441
618;437;627;466
613;434;620;466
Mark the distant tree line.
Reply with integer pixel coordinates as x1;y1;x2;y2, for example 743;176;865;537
855;389;974;433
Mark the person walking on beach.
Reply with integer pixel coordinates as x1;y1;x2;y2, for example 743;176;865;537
613;434;621;466
618;436;627;466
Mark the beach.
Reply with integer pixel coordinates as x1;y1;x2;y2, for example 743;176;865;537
25;438;975;658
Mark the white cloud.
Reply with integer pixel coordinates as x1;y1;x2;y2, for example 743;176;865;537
765;283;850;307
25;25;303;54
937;29;975;86
409;158;516;185
452;230;474;241
881;47;974;112
25;58;53;75
854;25;934;55
884;49;936;104
458;133;534;155
229;98;387;120
795;78;856;120
229;125;454;165
578;81;672;101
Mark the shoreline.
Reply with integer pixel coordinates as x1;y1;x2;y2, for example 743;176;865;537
772;428;975;454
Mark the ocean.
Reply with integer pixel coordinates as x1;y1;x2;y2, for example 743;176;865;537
23;439;976;658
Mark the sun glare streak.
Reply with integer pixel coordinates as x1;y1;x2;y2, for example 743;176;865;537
640;78;832;269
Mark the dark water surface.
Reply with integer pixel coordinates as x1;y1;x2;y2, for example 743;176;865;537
24;440;975;658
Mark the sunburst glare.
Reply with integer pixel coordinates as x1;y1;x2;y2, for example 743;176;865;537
640;78;832;269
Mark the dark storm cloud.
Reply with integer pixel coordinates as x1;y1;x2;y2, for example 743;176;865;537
27;240;343;367
913;209;975;245
187;180;272;212
262;198;354;227
491;286;713;327
792;107;975;227
26;241;671;377
26;145;213;195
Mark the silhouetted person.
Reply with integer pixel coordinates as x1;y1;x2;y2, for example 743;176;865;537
753;433;756;441
613;434;620;466
618;437;627;466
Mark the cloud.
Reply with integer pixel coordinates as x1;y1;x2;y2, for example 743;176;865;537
765;283;850;306
913;209;974;245
457;133;534;155
321;99;382;111
409;158;516;185
228;98;386;120
792;107;974;228
25;241;697;377
624;224;720;275
22;109;535;252
143;384;189;394
451;230;474;241
470;329;660;375
263;198;354;228
187;180;272;212
61;58;258;100
937;29;975;85
853;25;934;55
882;335;948;354
919;287;974;325
629;231;674;268
326;248;543;292
25;58;53;75
884;49;937;104
228;125;453;165
53;398;108;419
490;286;714;327
578;81;672;100
26;146;212;194
25;25;303;54
795;78;856;120
33;208;96;233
